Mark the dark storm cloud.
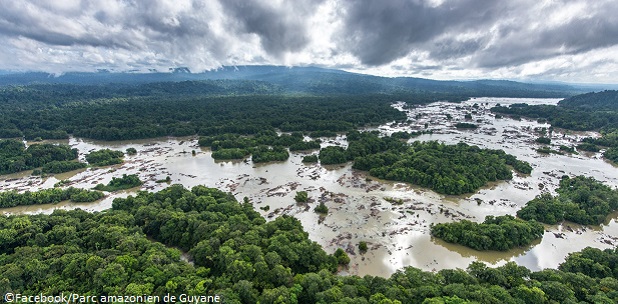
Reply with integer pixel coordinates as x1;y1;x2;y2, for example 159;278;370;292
219;0;320;57
336;0;503;66
0;0;616;81
336;0;618;73
474;4;618;68
0;2;133;48
0;0;319;69
429;37;485;61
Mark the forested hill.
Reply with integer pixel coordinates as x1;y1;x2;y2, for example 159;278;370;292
558;90;618;110
0;65;583;98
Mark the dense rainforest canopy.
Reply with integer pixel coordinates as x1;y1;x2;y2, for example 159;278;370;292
1;185;618;303
0;69;580;142
94;174;143;192
85;149;125;166
317;131;531;195
0;82;448;141
491;90;618;164
0;187;104;208
431;175;618;252
0;139;78;175
431;215;544;251
517;175;618;225
199;131;318;162
491;90;618;132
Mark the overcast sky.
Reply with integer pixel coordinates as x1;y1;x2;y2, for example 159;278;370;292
1;0;617;83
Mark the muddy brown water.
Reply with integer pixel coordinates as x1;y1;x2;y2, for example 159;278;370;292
2;97;618;277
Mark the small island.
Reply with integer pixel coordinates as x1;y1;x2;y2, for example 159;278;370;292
94;174;143;192
431;215;544;251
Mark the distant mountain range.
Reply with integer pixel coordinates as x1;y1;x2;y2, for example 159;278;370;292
0;65;606;98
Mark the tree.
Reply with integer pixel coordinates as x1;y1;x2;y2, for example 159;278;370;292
314;202;328;214
359;241;368;253
126;147;137;155
334;248;350;265
294;191;308;203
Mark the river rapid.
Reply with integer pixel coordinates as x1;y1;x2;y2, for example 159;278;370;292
2;97;618;277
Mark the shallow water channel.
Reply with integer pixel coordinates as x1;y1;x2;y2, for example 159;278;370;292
2;97;618;277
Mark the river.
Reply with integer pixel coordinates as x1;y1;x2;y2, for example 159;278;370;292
1;97;618;277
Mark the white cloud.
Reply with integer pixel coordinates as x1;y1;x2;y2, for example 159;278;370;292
0;0;616;83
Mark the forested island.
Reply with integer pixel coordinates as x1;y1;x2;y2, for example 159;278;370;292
318;131;531;195
0;139;79;174
431;174;618;252
517;175;618;225
94;174;143;192
431;215;544;251
491;90;618;164
198;131;318;162
0;187;104;208
2;185;618;303
86;149;125;166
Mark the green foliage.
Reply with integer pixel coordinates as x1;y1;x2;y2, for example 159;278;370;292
251;146;289;163
455;123;477;129
0;140;78;174
94;174;142;192
302;155;318;163
536;146;562;155
559;247;618;279
535;137;551;144
0;187;104;208
126;147;137;155
111;184;338;275
310;130;338;137
517;175;618;225
201;132;306;161
354;139;531;195
390;131;424;139
580;131;618;163
156;176;172;184
431;215;544;251
211;148;249;160
314;202;329;214
0;83;412;141
491;91;618;133
559;145;576;154
359;241;368;253
2;185;618;303
319;146;348;165
289;140;321;151
85;149;124;166
41;160;87;174
559;90;618;110
604;147;618;163
294;191;308;203
577;143;600;152
334;248;350;265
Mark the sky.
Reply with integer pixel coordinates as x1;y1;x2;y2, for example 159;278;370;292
1;0;617;83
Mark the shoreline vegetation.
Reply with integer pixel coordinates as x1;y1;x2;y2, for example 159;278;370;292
431;175;618;251
0;139;79;175
94;174;143;192
1;79;618;302
491;90;618;164
0;187;104;208
1;185;618;303
318;131;532;195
